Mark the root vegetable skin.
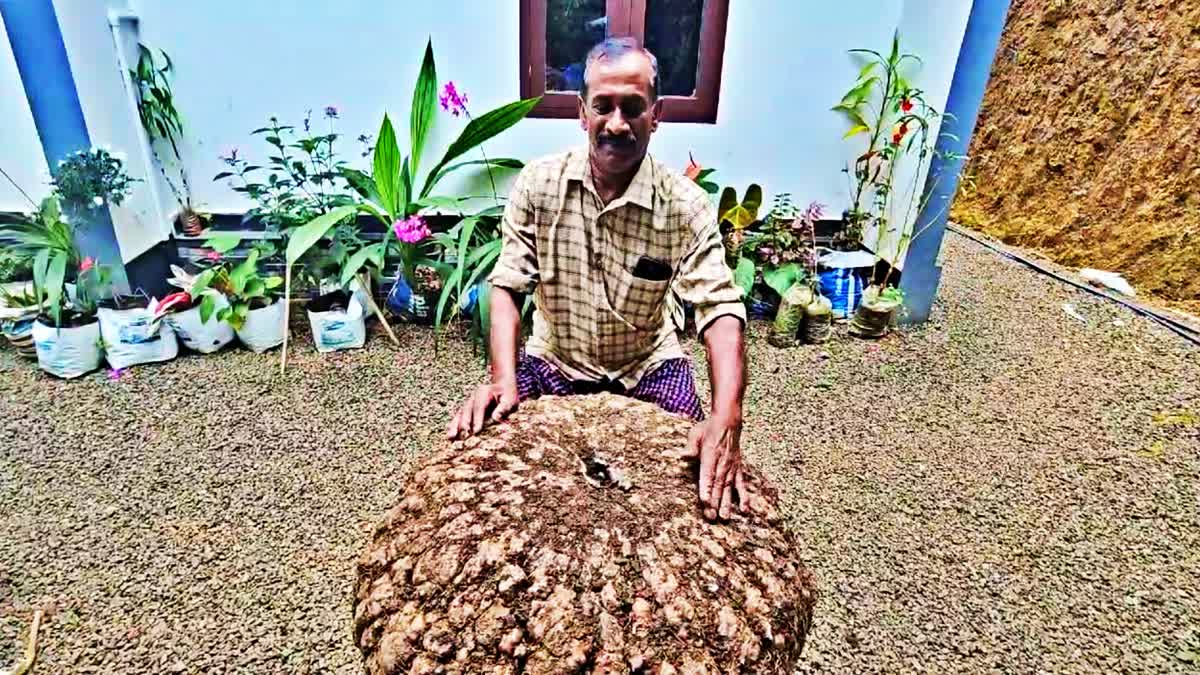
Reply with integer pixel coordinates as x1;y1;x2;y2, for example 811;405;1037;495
353;394;816;673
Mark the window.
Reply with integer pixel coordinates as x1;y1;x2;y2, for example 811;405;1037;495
520;0;730;123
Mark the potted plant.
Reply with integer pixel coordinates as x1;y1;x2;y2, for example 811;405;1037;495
0;195;104;376
157;255;236;354
96;289;180;370
834;32;949;337
0;283;43;358
129;44;213;237
282;206;395;359
217;246;285;353
305;288;366;353
51;147;139;216
340;38;538;327
30;255;111;379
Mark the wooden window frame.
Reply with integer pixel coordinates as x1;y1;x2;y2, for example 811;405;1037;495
520;0;729;123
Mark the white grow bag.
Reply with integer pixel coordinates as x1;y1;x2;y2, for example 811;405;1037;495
307;295;366;353
164;296;236;354
98;304;179;370
32;319;102;379
236;300;285;353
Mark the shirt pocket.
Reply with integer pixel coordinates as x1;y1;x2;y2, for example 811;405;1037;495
603;249;673;332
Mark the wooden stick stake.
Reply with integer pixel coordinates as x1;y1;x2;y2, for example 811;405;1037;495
279;264;292;374
12;609;44;675
359;272;399;346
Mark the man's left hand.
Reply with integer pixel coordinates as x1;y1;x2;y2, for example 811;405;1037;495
684;410;747;520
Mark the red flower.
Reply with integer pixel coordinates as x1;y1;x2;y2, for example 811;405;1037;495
80;257;95;272
892;133;903;145
900;122;910;134
901;99;913;113
204;250;222;262
684;153;703;181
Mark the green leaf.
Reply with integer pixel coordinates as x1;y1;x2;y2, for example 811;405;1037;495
373;114;401;217
340;243;385;287
434;265;463;331
889;30;900;66
340;167;384;210
409;39;437;181
420;97;541;198
857;61;878;81
228;249;260;295
455;216;479;297
263;276;283;290
190;269;216;299
763;263;803;297
32;248;50;310
400;160;413;216
718;184;763;230
841;77;879;106
694;168;716;181
477;278;492;345
213;171;233;181
204;232;243;254
733;256;755;298
843;124;871;139
199;293;217;324
426;158;524;195
414;195;468;214
286;205;358;264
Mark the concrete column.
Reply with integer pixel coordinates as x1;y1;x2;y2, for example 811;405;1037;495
1;0;131;292
899;0;1011;323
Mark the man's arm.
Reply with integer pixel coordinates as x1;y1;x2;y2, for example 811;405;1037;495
447;286;523;439
673;191;750;519
689;315;748;519
447;168;538;439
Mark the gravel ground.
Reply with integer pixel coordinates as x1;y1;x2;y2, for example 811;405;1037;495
2;230;1198;674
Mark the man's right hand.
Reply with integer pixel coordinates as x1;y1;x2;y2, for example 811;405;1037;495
446;380;520;440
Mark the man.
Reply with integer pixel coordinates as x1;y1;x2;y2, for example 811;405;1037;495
447;38;748;520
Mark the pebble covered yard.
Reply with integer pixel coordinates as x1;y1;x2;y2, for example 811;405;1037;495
3;232;1198;673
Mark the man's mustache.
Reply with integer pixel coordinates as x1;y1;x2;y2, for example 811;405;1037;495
598;134;636;148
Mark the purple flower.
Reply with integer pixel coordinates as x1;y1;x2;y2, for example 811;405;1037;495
439;82;469;117
324;105;339;118
107;367;126;381
392;215;432;244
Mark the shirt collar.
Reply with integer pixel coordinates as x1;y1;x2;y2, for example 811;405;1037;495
566;146;656;211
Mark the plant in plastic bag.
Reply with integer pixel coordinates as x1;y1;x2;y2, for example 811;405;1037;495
0;197;76;325
326;40;537;349
204;247;283;331
835;31;964;303
71;257;113;318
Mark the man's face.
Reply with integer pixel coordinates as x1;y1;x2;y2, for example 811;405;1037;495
579;52;662;177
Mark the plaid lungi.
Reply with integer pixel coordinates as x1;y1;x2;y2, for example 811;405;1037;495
515;354;704;421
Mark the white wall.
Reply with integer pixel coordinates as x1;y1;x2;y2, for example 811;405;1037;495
6;1;973;262
0;12;50;212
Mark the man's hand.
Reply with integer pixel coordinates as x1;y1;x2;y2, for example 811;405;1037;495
684;410;747;520
446;379;519;440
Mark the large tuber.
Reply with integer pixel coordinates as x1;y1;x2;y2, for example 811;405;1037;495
353;394;816;674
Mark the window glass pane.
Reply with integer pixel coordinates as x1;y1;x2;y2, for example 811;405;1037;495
644;0;705;97
546;0;609;93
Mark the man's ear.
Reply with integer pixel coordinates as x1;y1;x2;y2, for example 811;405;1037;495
578;96;588;132
650;97;664;133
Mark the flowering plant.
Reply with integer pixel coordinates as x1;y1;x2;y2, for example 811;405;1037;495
834;31;944;293
215;108;354;233
52;147;139;212
72;256;113;317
